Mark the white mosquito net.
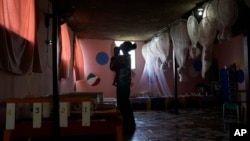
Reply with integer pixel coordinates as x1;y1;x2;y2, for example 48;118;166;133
170;19;190;82
198;0;238;78
217;0;238;41
204;0;238;42
187;15;201;59
199;17;217;78
137;33;172;97
155;32;172;70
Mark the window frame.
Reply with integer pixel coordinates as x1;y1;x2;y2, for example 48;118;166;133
114;41;136;70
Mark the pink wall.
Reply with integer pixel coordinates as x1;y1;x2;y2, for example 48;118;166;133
176;58;208;95
213;34;244;69
213;34;245;90
75;39;145;98
0;0;247;130
0;0;246;130
172;34;245;95
0;0;244;102
74;38;208;97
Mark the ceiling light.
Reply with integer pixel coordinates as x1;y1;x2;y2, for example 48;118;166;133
197;8;204;16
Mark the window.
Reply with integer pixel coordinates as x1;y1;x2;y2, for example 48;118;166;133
114;41;136;69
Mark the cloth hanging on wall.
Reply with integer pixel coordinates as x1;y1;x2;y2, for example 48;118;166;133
58;23;71;79
74;37;85;81
0;0;41;74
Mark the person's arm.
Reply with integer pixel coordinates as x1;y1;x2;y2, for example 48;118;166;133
110;56;121;71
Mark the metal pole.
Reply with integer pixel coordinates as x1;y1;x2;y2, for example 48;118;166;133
243;12;250;126
172;49;178;115
52;0;60;139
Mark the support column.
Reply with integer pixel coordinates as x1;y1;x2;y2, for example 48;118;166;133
52;0;60;140
243;21;250;125
173;50;178;115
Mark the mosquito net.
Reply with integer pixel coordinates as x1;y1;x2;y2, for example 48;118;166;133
204;0;238;42
216;0;238;41
137;33;172;97
199;0;237;78
170;19;190;82
155;32;172;69
199;17;217;78
187;15;201;59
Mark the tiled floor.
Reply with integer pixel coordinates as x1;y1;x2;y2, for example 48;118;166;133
125;108;240;141
4;107;241;141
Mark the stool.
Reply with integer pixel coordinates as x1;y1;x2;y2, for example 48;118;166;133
223;102;240;122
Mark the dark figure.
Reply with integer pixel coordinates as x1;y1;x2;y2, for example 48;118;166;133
110;47;120;86
110;41;136;134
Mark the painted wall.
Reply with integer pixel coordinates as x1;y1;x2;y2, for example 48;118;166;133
214;34;244;70
175;57;208;95
75;40;145;98
0;0;245;102
0;0;246;129
74;38;209;97
213;34;246;93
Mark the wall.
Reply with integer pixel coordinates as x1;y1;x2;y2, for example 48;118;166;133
172;34;245;95
0;0;54;128
214;34;246;121
75;40;145;98
1;0;244;102
0;0;246;130
0;0;57;99
214;34;244;70
213;34;246;92
75;39;208;97
175;57;208;95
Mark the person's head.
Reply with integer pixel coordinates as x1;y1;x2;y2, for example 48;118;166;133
120;41;137;55
114;47;120;56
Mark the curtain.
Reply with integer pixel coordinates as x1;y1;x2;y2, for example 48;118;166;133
0;0;41;74
73;37;85;81
58;23;71;79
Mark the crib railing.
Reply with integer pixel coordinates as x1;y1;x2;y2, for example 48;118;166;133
3;96;91;141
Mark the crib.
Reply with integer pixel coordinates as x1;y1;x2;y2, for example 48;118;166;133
3;94;122;141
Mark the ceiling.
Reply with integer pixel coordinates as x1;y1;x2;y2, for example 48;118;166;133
58;0;249;42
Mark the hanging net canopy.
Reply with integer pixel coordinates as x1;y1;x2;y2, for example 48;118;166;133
170;19;190;82
198;0;238;78
155;32;172;70
199;17;217;78
187;15;201;59
203;0;238;42
203;0;220;27
136;0;240;96
217;0;238;41
136;32;172;97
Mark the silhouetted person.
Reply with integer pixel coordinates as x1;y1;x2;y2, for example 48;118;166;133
110;41;136;134
110;47;120;86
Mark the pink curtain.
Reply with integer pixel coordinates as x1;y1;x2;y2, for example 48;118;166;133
58;23;71;79
0;0;41;74
74;37;85;81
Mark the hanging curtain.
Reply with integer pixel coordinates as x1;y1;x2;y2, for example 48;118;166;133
58;23;71;79
73;37;85;81
0;0;41;74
